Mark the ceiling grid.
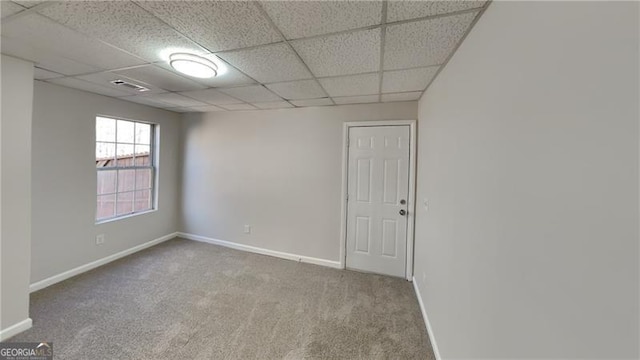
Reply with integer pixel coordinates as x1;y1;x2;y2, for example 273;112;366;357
0;0;490;112
252;0;335;106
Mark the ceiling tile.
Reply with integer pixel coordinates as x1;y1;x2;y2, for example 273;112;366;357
382;67;439;93
261;0;383;39
201;69;256;88
1;35;100;75
143;93;209;108
219;103;257;111
77;72;167;95
2;1;25;19
179;88;243;106
1;14;146;70
34;67;63;80
266;80;326;100
384;11;478;70
156;54;255;88
118;95;174;108
115;65;205;92
290;98;333;107
38;1;204;62
48;77;131;97
253;101;294;110
218;85;282;103
137;1;280;52
381;91;423;102
196;66;256;88
164;107;192;113
218;43;312;83
318;73;379;97
12;1;45;8
292;29;380;77
188;105;226;112
333;95;379;105
387;0;486;22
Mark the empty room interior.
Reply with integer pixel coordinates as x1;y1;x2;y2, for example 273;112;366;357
0;0;638;359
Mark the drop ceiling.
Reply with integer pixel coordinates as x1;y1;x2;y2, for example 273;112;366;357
0;0;488;113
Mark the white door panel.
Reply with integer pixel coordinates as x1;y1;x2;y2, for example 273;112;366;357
346;125;410;277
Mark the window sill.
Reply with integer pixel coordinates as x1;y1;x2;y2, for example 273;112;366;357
95;209;157;225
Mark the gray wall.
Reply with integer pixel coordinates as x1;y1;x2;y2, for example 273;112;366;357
30;81;182;283
414;1;639;358
1;55;34;330
181;102;417;262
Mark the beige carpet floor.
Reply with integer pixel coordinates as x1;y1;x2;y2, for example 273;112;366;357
9;237;434;359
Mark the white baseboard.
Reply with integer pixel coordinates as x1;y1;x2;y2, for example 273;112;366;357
29;232;178;293
0;318;32;341
177;232;342;269
413;277;442;360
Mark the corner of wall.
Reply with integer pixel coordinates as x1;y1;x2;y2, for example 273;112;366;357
412;278;441;360
1;54;34;336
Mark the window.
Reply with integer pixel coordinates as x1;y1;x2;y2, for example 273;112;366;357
96;116;156;222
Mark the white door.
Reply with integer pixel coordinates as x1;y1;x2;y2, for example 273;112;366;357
346;125;410;278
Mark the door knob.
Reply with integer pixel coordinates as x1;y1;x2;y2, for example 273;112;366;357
399;209;407;216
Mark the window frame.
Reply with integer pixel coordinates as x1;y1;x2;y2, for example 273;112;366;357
95;115;158;223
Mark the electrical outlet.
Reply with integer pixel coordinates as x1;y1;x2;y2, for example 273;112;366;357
96;234;105;245
243;225;251;234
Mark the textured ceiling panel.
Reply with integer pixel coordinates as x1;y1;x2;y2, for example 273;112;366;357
48;77;131;97
219;103;257;111
178;88;243;105
219;85;282;103
387;0;486;22
253;101;294;110
34;67;63;80
1;36;100;75
136;1;280;52
292;29;380;77
143;93;209;108
382;67;439;93
266;80;326;100
332;95;379;105
11;1;46;8
381;91;423;102
261;0;382;39
290;98;333;107
384;11;478;70
77;72;167;95
2;14;145;70
188;105;226;112
2;1;25;19
38;1;204;62
218;43;312;83
117;95;175;108
193;66;256;88
163;107;192;113
115;65;205;92
319;73;380;97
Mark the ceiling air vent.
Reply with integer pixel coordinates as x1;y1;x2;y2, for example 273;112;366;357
110;79;150;92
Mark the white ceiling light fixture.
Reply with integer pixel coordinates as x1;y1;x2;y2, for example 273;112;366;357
169;53;218;79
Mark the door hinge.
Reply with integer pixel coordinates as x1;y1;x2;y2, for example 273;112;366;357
346;194;349;202
346;137;350;147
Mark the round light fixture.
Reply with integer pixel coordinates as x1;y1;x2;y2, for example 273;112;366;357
169;53;218;79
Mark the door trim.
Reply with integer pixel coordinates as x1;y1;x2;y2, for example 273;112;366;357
339;120;417;280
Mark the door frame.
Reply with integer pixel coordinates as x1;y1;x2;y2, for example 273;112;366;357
339;120;417;281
